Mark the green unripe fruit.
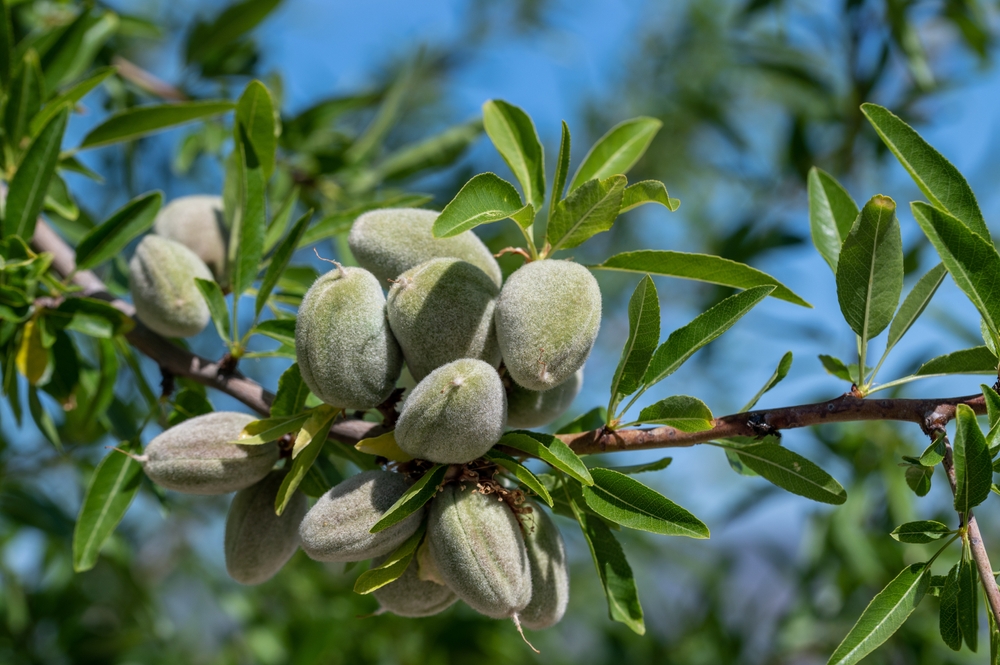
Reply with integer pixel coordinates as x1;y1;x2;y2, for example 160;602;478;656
153;194;228;284
387;258;501;381
519;504;569;630
395;359;506;464
224;470;307;585
372;555;457;617
427;485;532;619
507;369;582;429
348;208;502;287
129;235;213;338
139;412;277;495
495;259;601;391
299;470;422;562
295;265;403;410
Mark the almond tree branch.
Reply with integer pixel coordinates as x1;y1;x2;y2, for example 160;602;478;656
30;219;989;456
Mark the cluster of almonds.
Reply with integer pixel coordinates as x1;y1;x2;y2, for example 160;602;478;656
130;201;603;632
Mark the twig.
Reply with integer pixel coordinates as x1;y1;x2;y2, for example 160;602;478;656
937;432;1000;627
111;56;189;101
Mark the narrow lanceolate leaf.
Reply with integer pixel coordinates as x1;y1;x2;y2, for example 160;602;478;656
592;250;809;307
549;120;571;215
433;172;527;237
186;0;281;63
609;275;660;411
354;524;425;594
74;191;162;270
569;116;662;192
482;99;545;210
229;125;267;297
235;413;310;445
619;180;680;213
958;556;979;652
484;449;554;507
912;202;1000;341
369;464;448;534
355;430;414;463
4;49;43;150
836;195;903;342
79;100;234;149
827;563;930;665
275;407;337;515
547;174;626;253
719;441;847;505
953;403;992;515
235;80;278;181
270;363;310;418
30;66;116;137
885;263;946;353
72;442;142;572
642;286;774;389
981;384;1000;453
3;108;68;240
635;395;713;432
940;563;963;651
292;405;337;458
499;431;593;485
861;103;988;239
194;278;230;343
581;468;709;538
253;318;296;346
914;346;998;378
889;520;952;544
741;351;793;411
607;457;672;475
256;210;311;316
808;167;858;273
567;484;645;635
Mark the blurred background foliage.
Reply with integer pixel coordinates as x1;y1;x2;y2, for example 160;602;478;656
1;0;999;663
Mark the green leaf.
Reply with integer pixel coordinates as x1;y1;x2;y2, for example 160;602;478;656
185;0;281;64
642;286;774;389
581;468;709;538
567;484;645;635
914;346;998;378
605;457;672;475
953;403;992;515
275;407;337;515
742;351;793;411
369;464;447;534
433;172;527;237
547;174;626;253
0;0;11;89
885;263;947;353
827;563;930;665
484;449;553;507
549;120;571;216
818;355;853;382
619;180;679;214
609;275;659;413
263;187;299;253
959;556;979;652
234;413;309;445
72;442;142;572
368;120;482;185
44;173;78;220
555;407;607;434
300;194;432;246
835;195;903;342
861;103;988;239
353;524;426;594
635;395;713;431
252;318;296;346
807;167;858;272
4;50;43;152
981;383;1000;453
256;210;311;317
889;520;952;544
718;441;847;505
194;278;230;343
499;431;593;486
482;99;545;210
79;100;235;149
167;388;212;427
271;363;309;418
229;124;266;298
569;116;661;192
911;202;1000;341
30;66;115;137
940;563;963;651
919;435;946;467
40;10;117;91
592;250;809;307
235;80;277;181
3;108;68;240
74;191;162;271
354;430;413;463
299;453;343;498
904;463;933;497
344;60;414;165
